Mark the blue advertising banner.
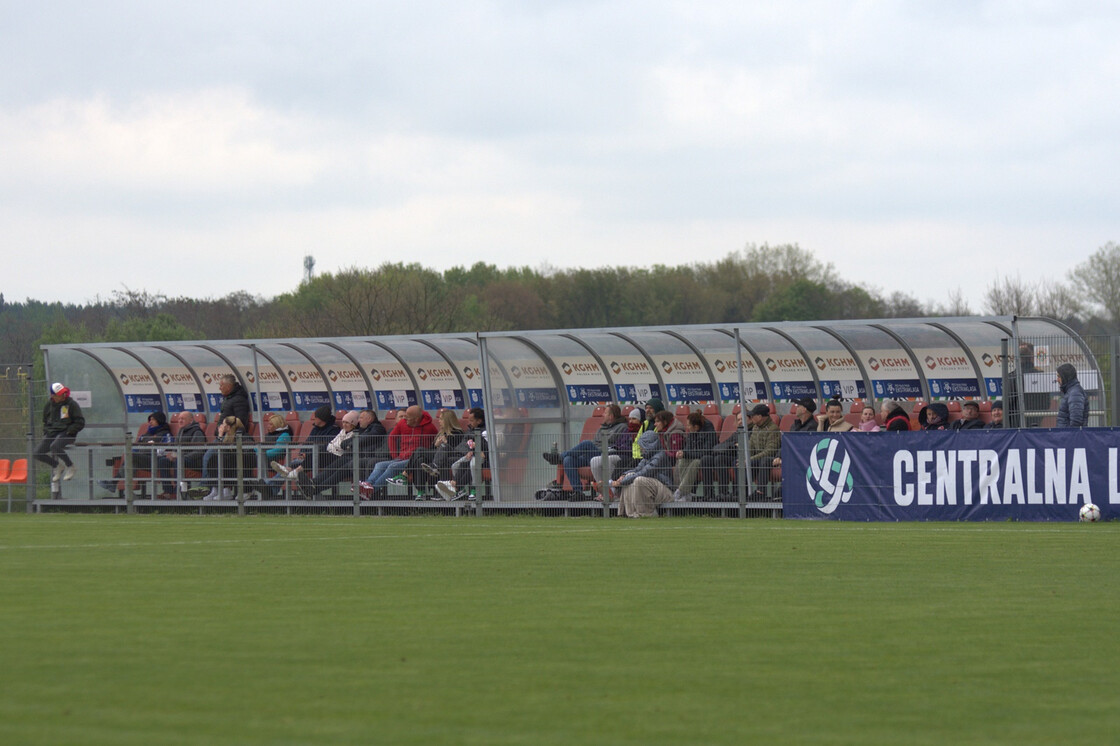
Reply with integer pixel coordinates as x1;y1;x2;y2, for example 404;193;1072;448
164;393;203;413
664;382;713;403
984;377;1003;396
126;393;164;413
374;389;419;411
820;379;867;399
782;429;1120;522
871;379;923;398
770;380;817;400
928;378;981;397
517;387;562;408
568;384;613;405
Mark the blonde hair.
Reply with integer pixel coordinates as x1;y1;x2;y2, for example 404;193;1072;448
221;416;245;444
267;413;286;431
438;409;461;434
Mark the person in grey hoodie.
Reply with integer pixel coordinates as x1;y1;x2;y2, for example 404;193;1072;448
1056;363;1089;427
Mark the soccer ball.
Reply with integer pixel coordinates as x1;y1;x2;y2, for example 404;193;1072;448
1079;503;1101;522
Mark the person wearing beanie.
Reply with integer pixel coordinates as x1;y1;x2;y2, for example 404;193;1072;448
35;382;85;482
611;429;674;517
1056;363;1089;427
984;400;1004;429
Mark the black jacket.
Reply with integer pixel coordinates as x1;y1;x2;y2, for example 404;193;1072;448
219;383;252;426
682;419;718;460
176;422;208;468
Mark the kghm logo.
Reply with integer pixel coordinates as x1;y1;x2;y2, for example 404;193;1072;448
765;358;777;372
925;355;937;370
806;438;854;515
868;357;880;371
814;356;826;371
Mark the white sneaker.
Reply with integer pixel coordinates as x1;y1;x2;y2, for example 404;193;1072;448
61;465;77;481
203;488;220;501
179;481;190;493
270;461;291;477
222;488;233;499
436;481;457;501
51;463;65;483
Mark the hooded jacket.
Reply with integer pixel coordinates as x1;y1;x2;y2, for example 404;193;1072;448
388;411;438;459
1056;363;1089;428
918;402;950;431
618;431;673;487
43;395;85;436
883;406;911;432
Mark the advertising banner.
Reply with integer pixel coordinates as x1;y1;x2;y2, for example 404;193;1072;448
782;429;1119;522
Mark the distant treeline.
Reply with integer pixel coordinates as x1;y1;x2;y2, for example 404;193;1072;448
1;243;1111;375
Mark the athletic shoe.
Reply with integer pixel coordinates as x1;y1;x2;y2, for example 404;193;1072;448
179;481;190;493
61;465;76;481
221;487;233;499
541;451;562;465
421;463;439;478
435;481;457;501
51;463;65;483
413;491;429;501
386;475;407;485
202;488;220;501
270;461;291;477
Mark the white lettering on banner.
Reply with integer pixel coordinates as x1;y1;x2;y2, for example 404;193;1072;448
893;451;914;506
917;451;933;505
1111;449;1120;504
893;448;1091;508
936;451;956;505
979;451;1000;504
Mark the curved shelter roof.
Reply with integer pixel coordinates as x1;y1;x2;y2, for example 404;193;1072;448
41;316;1101;436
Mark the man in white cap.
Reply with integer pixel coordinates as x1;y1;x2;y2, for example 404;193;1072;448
35;383;85;482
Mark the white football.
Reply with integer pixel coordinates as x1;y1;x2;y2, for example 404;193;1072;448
1079;503;1101;522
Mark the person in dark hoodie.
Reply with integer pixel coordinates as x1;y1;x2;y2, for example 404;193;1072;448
1056;363;1089;427
99;410;171;494
918;401;945;430
918;402;950;431
36;382;86;482
879;400;911;431
363;404;437;488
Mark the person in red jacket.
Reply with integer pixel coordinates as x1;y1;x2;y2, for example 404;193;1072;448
363;405;437;487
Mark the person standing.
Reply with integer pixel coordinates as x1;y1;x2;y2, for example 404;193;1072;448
35;382;85;482
1055;364;1089;427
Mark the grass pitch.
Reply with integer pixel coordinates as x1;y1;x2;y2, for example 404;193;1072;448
1;515;1117;745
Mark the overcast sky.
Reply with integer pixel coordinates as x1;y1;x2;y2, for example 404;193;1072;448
2;1;1118;311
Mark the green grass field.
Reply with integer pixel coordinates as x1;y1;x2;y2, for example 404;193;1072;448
1;515;1117;745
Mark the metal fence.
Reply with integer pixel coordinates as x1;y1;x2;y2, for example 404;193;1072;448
12;333;1120;516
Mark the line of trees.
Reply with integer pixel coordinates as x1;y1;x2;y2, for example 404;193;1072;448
2;242;1116;372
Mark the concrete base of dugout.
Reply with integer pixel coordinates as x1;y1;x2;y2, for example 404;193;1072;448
32;496;783;518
